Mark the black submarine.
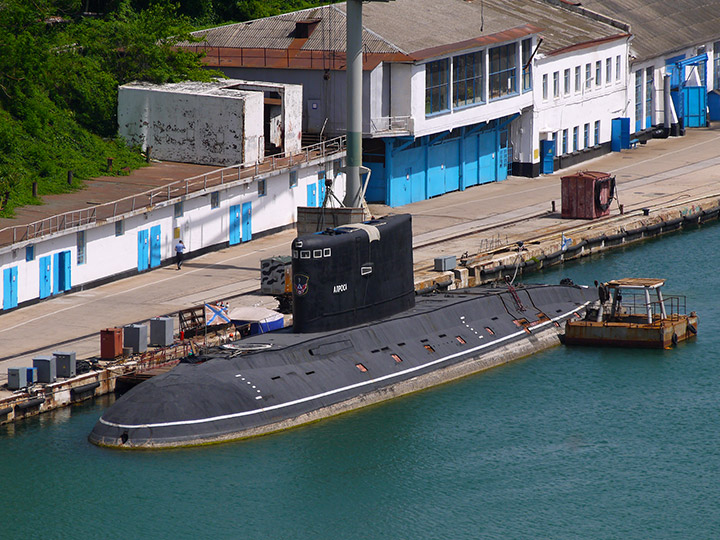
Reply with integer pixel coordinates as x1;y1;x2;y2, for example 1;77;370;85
89;214;594;448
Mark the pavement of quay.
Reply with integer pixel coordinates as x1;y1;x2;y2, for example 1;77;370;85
1;124;719;380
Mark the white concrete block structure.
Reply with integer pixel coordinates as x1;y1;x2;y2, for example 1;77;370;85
118;79;304;166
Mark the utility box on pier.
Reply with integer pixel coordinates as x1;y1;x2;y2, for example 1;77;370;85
53;351;76;378
124;324;148;354
150;317;174;347
8;368;27;390
561;171;615;220
33;355;57;384
100;328;123;359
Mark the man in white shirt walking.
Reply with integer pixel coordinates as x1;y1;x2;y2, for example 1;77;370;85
175;239;186;270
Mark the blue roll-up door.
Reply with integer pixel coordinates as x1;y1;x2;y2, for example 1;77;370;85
150;225;161;268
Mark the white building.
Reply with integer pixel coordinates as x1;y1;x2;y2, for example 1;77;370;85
0;141;345;311
180;0;632;206
575;0;720;134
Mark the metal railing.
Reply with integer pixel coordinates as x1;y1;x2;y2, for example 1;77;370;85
617;293;687;321
369;116;411;134
0;136;346;248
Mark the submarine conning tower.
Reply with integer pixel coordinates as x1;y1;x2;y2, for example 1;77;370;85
291;213;416;333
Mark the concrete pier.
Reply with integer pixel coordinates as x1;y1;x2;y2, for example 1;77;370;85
1;123;719;417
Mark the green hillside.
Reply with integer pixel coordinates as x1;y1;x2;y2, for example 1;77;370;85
0;0;340;217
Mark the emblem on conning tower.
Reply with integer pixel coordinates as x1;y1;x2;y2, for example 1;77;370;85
294;274;309;296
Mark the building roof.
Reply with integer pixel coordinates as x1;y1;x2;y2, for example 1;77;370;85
182;0;628;70
566;0;720;63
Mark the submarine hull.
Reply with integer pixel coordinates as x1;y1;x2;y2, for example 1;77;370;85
89;284;594;448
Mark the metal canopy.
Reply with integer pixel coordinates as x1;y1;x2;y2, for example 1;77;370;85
606;278;666;289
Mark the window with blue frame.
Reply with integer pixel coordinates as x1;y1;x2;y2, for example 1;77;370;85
489;43;517;100
584;123;589;148
697;46;707;87
573;126;578;151
594;120;600;145
575;66;581;92
585;63;592;89
715;41;720;89
606;58;612;85
562;129;568;154
26;245;34;261
635;70;643;131
426;59;449;115
174;201;184;218
77;231;86;265
453;51;484;107
258;179;266;197
645;67;654;127
521;39;532;92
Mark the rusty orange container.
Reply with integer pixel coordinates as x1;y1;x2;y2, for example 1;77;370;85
561;171;614;219
100;327;123;359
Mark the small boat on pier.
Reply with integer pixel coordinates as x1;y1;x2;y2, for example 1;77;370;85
563;278;698;349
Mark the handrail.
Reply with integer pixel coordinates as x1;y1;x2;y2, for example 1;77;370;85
0;135;346;248
369;116;411;134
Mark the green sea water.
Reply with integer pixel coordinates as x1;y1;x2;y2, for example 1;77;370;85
1;224;719;539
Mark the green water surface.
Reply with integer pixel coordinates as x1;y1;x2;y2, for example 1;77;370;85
1;225;719;539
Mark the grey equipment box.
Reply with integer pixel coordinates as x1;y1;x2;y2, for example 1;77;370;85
434;255;457;272
53;351;77;378
8;368;27;390
33;355;57;384
150;317;174;347
123;324;148;354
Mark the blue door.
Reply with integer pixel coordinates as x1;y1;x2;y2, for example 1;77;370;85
540;139;555;174
229;205;241;245
684;86;707;127
463;137;479;187
53;250;71;293
150;225;161;268
242;202;252;243
427;145;445;198
137;229;149;271
478;131;496;185
444;139;460;193
39;255;51;299
611;118;630;151
306;184;317;207
3;266;18;310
